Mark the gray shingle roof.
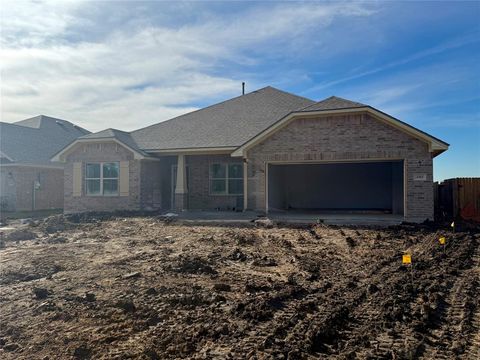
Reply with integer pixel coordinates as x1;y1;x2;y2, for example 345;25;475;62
0;115;90;165
130;86;314;150
47;87;447;158
299;96;367;112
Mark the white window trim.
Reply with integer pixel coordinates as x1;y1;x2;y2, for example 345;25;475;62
209;162;243;196
85;162;120;197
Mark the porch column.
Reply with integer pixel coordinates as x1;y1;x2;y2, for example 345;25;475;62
174;154;188;211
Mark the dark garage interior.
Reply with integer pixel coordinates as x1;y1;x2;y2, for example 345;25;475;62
268;161;404;215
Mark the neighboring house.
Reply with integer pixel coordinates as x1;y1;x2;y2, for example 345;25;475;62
52;87;448;223
0;115;90;212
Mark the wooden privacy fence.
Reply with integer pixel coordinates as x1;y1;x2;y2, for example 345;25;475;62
435;178;480;223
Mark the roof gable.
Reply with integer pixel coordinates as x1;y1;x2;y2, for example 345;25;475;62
52;128;154;161
79;128;151;157
232;101;449;157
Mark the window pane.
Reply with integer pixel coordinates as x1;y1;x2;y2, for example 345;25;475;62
103;162;119;178
86;179;101;195
103;179;118;195
86;163;100;178
211;164;226;178
228;179;243;195
210;179;226;194
228;163;243;179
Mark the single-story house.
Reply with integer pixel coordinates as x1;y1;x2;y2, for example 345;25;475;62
52;86;448;223
0;115;90;212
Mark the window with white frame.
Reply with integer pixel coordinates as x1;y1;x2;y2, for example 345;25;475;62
85;162;119;196
210;163;243;195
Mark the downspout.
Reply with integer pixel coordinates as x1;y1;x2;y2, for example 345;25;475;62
243;157;248;211
32;180;36;211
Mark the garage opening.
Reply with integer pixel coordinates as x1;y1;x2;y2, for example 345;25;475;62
267;161;404;215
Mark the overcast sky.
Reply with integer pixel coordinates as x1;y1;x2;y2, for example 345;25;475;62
1;0;479;180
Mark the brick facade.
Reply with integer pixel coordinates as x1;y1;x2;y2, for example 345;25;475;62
63;149;245;213
140;160;162;210
64;142;142;213
0;166;64;211
246;112;434;222
61;113;436;222
186;154;243;210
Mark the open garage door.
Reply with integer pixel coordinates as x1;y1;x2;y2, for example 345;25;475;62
267;161;404;215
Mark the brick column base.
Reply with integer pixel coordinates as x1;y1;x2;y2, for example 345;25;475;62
174;193;187;212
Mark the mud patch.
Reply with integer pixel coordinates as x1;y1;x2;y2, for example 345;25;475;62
166;256;218;275
0;217;478;360
5;229;37;241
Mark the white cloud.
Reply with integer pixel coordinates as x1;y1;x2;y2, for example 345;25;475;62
0;1;375;132
332;57;480;130
0;0;81;47
305;32;480;94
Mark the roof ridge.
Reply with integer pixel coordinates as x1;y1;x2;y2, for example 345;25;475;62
102;127;130;133
329;95;360;102
109;128;131;134
131;86;313;135
131;88;260;135
298;95;368;112
2;116;92;165
80;128;132;138
10;115;90;134
0;121;40;129
0;120;50;130
263;86;314;103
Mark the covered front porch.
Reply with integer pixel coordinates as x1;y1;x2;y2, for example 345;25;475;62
144;152;246;212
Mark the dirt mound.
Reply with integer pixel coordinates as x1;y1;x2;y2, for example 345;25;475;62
4;229;37;241
167;256;218;275
40;215;75;233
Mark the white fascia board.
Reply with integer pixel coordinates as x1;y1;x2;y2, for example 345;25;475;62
0;163;64;169
0;150;14;162
366;108;448;152
148;147;236;156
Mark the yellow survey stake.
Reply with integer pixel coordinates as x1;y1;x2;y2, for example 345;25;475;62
439;237;446;245
402;254;412;264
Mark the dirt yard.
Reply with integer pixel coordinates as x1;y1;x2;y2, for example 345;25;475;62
0;214;479;359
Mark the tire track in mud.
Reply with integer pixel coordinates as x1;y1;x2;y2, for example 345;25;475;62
227;228;387;358
332;261;414;358
261;231;414;358
228;288;318;357
467;307;480;360
319;232;479;359
316;229;420;358
418;234;480;360
278;249;402;358
464;235;480;360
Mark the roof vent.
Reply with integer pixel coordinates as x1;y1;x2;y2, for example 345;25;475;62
242;82;245;95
